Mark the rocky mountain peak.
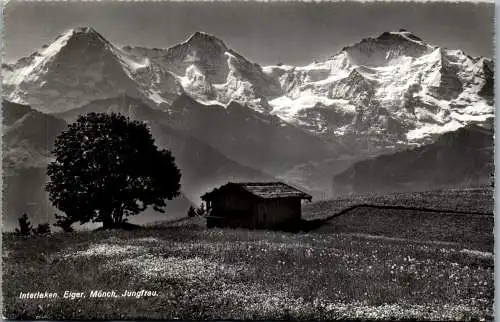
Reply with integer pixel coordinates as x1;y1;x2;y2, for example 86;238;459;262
184;31;228;51
376;30;426;45
3;27;493;153
162;31;232;84
57;26;110;51
340;30;435;67
67;26;99;36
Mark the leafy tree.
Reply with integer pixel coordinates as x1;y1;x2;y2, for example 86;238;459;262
15;213;32;236
46;112;181;229
187;206;197;218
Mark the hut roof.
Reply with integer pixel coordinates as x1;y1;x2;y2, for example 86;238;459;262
201;182;312;201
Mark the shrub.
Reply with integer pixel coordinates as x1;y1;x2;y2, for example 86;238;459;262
187;206;197;218
53;213;74;232
33;223;51;236
14;213;32;236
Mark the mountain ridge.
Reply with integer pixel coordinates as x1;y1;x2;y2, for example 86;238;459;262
4;28;492;149
332;120;494;195
3;27;182;113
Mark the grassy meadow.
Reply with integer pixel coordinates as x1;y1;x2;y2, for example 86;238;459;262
2;188;494;320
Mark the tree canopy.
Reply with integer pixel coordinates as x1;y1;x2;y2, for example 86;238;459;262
46;112;181;229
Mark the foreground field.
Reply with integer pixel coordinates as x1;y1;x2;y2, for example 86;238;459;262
3;218;493;320
3;188;494;320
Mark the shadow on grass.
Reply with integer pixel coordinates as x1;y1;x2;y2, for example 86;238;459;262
59;203;492;236
283;204;493;233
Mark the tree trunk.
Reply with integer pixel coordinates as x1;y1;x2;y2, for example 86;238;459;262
112;206;124;225
101;210;114;229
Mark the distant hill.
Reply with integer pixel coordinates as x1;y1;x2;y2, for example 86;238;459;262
3;100;65;230
167;94;339;175
55;95;273;202
333;122;494;194
3;100;67;169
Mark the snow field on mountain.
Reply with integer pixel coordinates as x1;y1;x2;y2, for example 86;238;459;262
2;27;494;149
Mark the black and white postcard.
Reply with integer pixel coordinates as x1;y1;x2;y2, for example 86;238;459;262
2;0;495;320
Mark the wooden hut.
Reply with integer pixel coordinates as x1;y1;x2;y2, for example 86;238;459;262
201;182;312;230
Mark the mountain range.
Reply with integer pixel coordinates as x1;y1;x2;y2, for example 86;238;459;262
2;26;494;229
4;27;493;148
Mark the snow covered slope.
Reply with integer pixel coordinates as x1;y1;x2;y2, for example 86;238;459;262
264;30;494;149
3;27;181;113
2;27;494;158
123;32;281;112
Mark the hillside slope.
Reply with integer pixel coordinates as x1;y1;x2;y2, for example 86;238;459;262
332;122;493;194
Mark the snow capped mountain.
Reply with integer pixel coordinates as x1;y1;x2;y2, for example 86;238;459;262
3;27;181;113
123;31;281;112
4;27;491;146
125;32;230;83
264;30;493;150
342;30;436;67
3;26;494;228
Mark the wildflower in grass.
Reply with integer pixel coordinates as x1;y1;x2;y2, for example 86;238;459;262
65;243;144;258
134;237;161;243
115;255;247;283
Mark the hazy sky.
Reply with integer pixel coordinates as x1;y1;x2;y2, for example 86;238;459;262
4;1;494;65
